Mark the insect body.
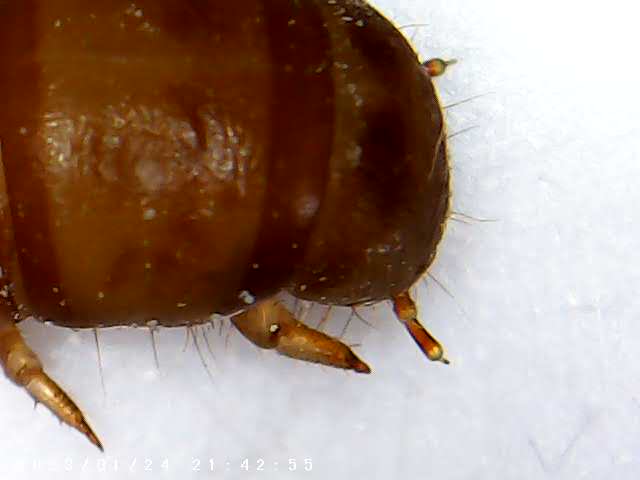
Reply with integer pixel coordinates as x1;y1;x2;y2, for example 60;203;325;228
0;0;451;449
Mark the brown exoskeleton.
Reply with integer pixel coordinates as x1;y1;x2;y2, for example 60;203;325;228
0;0;452;450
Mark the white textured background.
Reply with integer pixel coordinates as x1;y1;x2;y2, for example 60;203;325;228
1;0;639;478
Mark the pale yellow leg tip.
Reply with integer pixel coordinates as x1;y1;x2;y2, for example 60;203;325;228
392;292;450;366
425;345;450;365
423;58;458;77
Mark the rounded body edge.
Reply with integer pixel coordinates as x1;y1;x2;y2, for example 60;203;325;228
0;0;448;327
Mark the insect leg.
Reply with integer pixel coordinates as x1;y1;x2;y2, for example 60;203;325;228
231;299;371;373
0;304;103;450
422;58;457;77
392;291;449;364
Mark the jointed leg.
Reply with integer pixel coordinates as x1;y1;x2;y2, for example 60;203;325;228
393;291;449;364
231;299;371;373
0;304;103;450
422;58;457;77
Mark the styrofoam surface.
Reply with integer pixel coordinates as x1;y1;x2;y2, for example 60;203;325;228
0;1;638;479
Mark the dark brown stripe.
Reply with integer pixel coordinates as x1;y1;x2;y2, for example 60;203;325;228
240;0;334;297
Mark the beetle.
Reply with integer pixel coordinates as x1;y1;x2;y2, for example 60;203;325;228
0;0;452;450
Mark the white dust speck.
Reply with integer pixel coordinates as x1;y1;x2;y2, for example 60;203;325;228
238;290;255;305
143;208;157;220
